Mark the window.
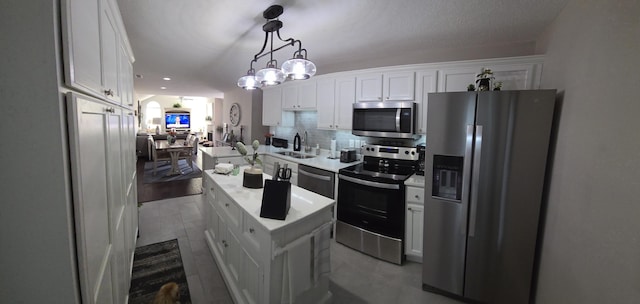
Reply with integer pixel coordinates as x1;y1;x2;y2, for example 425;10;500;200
146;101;162;130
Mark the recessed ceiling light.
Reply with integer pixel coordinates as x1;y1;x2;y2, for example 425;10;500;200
163;77;171;81
160;87;167;90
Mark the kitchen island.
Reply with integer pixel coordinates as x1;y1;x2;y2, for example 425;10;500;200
203;168;335;304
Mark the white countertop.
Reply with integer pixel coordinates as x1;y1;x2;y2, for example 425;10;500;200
205;168;335;232
405;174;426;188
200;145;361;173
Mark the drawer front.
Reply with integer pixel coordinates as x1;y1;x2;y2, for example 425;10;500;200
406;186;424;204
217;191;241;229
242;214;268;254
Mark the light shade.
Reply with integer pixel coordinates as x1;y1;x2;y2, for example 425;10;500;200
255;67;285;86
282;57;316;80
237;74;259;90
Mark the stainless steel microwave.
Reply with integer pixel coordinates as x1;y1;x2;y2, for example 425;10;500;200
352;101;418;139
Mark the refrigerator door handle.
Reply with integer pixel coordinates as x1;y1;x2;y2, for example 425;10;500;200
469;125;483;237
460;125;474;236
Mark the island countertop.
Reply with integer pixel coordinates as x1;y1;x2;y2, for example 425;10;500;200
200;145;361;173
204;168;335;232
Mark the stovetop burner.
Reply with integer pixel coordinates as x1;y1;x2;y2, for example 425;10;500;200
339;144;419;183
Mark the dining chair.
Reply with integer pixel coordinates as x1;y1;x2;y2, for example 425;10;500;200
177;135;196;171
148;137;171;175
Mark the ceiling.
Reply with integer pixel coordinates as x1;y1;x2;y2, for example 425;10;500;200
117;0;569;99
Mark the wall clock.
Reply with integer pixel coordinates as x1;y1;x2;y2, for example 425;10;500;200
229;102;241;126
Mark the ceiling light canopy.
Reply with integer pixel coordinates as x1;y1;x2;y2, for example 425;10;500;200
237;5;316;90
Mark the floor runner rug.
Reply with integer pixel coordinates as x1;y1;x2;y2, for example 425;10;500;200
143;159;202;184
129;239;191;304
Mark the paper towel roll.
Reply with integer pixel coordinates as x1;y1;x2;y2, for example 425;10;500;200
330;139;337;158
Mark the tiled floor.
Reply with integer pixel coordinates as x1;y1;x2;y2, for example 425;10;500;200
137;193;464;304
135;152;463;303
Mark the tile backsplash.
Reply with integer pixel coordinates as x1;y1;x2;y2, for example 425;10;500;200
270;112;425;151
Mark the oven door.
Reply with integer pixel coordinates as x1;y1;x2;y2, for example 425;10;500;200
337;174;405;239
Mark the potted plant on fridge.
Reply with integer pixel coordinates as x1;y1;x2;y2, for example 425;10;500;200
476;68;494;91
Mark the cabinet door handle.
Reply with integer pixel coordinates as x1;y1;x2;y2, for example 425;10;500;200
225;203;229;207
104;89;114;96
415;195;420;199
249;228;254;233
408;207;412;211
222;240;228;247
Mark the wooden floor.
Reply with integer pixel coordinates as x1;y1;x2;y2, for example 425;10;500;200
136;155;203;203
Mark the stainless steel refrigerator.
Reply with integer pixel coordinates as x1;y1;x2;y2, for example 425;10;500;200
422;90;556;304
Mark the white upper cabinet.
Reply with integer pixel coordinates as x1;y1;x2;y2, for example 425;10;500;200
282;81;317;110
316;78;336;129
119;43;134;107
100;0;121;103
262;87;294;127
438;67;478;92
61;0;102;97
61;0;133;105
415;69;438;134
356;71;415;101
334;76;356;130
316;76;355;130
438;62;541;92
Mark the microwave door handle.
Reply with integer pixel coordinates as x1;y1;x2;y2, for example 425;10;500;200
396;108;401;132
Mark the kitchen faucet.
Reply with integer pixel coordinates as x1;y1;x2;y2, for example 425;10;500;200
304;130;312;152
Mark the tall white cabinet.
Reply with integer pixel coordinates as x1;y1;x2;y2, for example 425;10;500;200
1;1;136;303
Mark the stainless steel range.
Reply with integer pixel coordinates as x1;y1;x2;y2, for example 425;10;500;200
336;144;419;264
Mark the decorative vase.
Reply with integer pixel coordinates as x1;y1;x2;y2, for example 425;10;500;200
477;78;491;91
243;166;263;189
167;135;176;144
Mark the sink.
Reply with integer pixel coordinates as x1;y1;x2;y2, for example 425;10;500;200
276;151;297;157
293;154;315;159
275;151;315;159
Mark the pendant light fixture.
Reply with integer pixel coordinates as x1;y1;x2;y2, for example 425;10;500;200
237;5;316;90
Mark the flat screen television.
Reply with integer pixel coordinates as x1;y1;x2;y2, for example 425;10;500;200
165;112;190;130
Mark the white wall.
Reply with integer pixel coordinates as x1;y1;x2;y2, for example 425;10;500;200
0;1;79;302
535;1;640;303
222;87;269;144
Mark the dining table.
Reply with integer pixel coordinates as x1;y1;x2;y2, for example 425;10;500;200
155;139;194;176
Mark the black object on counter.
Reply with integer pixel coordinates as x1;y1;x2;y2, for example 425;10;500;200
260;180;291;220
293;132;301;151
242;170;263;189
340;148;358;163
271;137;288;148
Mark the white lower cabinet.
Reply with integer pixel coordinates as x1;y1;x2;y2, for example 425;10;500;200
204;172;333;304
405;186;424;262
205;183;267;303
66;91;137;304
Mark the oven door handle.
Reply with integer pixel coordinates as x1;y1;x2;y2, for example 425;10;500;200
339;174;400;190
